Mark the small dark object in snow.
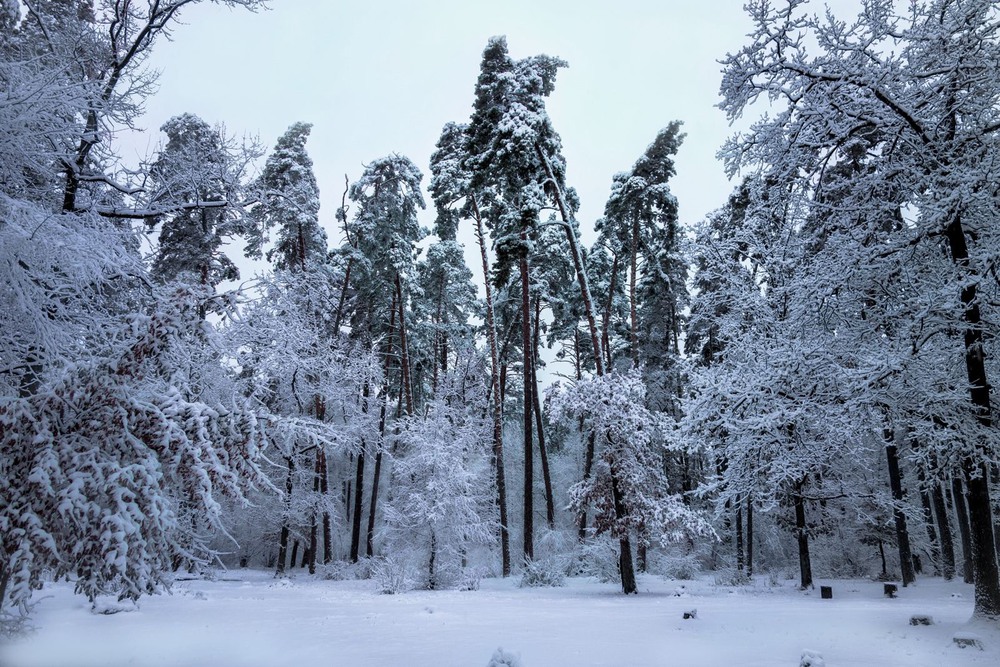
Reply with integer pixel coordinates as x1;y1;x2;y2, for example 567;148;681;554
800;649;825;666
683;609;697;620
909;615;933;626
884;583;898;598
953;634;983;650
820;586;833;599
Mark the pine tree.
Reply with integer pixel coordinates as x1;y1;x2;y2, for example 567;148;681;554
251;122;326;272
149;113;249;288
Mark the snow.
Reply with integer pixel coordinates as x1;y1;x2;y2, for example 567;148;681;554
3;572;998;667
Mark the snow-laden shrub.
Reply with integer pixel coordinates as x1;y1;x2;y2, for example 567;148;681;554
318;560;354;581
519;557;565;588
572;535;622;583
458;566;487;591
660;551;702;580
713;567;751;586
372;555;413;595
488;647;523;667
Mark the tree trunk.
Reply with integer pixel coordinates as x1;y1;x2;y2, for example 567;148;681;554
320;450;332;564
289;541;299;571
794;484;813;589
276;455;295;575
931;473;957;581
350;444;366;563
746;497;754;577
578;431;596;540
472;196;510;577
602;252;619;369
952;476;976;584
917;465;942;577
534;145;604;378
429;530;437;590
395;273;415;416
365;290;400;559
520;243;534;564
943;212;1000;617
611;466;637;594
629;219;640;368
736;505;745;573
350;384;371;563
532;297;555;529
366;448;383;559
309;450;321;575
885;436;915;586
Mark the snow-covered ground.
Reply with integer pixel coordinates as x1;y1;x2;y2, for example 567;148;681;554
2;571;998;666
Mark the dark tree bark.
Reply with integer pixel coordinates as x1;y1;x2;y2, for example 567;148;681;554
350;384;371;563
746;496;754;577
276;455;295;575
629;218;640;368
736;506;745;573
308;451;320;574
395;273;415;417
943;211;1000;616
471;196;510;577
793;482;813;589
350;448;367;562
320;450;332;564
916;466;942;577
289;540;299;572
519;239;534;564
885;436;915;586
952;476;975;585
365;289;401;559
931;470;957;581
532;297;555;529
611;468;637;594
602;252;619;370
578;431;596;540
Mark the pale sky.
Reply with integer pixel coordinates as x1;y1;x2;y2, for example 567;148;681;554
127;0;861;262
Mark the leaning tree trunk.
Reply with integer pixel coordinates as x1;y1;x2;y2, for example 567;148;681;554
537;145;641;592
472;196;510;577
884;433;915;586
532;297;555;529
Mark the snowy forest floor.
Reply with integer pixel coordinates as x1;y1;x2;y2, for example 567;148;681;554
2;570;999;666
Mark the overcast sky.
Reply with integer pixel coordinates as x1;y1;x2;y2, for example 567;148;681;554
127;0;861;257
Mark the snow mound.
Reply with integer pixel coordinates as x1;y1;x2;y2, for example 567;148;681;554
800;649;825;666
488;646;523;666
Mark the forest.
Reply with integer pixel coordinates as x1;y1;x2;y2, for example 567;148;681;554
2;0;1000;650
